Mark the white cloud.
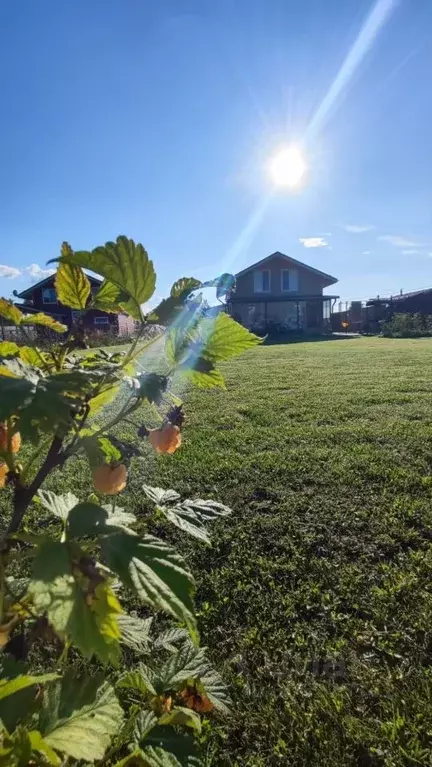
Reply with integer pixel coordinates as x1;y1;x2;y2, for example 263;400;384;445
343;224;375;233
378;235;423;248
299;237;327;248
26;263;55;282
402;249;421;255
0;265;22;279
362;250;371;255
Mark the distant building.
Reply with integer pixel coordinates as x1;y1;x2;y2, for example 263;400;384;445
227;251;339;333
14;274;136;335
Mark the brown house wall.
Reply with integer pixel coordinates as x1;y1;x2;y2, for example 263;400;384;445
234;255;326;298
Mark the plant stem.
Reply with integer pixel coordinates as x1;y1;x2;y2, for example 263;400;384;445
7;435;64;536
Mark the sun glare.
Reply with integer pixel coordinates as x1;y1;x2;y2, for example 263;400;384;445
268;146;307;189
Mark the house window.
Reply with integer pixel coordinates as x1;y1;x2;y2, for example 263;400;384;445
254;269;270;293
281;270;290;292
94;316;109;325
42;288;57;304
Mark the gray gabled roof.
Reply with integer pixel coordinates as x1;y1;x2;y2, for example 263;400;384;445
235;251;338;287
16;272;102;299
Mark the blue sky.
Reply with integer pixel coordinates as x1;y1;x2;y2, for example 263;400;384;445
0;0;431;305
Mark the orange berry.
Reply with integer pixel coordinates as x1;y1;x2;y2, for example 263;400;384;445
148;424;182;455
92;463;127;495
0;423;21;454
0;463;8;489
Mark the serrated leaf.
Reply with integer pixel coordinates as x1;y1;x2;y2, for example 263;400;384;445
0;300;23;325
154;628;189;653
159;507;210;544
0;375;35;420
159;707;201;734
170;278;201;299
40;676;123;761
37;490;80;521
118;613;153;654
21;313;67;333
182;366;225;390
91;280;130;313
71;581;121;665
101;533;196;637
19;346;46;367
181;499;231;520
28;730;61;765
102;505;137;530
0;341;19;357
56;235;156;320
157;645;209;690
140;727;202;766
117;664;157;697
81;435;122;467
88;383;120;414
199;313;262;363
55;258;91;310
28;541;121;664
0;673;59;701
158;645;231;713
67;502;110;538
142;486;181;506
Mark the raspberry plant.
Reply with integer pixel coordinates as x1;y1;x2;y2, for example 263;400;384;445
0;237;261;765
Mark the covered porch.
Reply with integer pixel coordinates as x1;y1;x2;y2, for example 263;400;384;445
227;295;339;333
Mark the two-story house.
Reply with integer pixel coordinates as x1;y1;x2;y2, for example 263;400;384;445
14;274;136;335
227;252;339;333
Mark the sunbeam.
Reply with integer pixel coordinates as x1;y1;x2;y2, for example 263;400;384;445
307;0;399;138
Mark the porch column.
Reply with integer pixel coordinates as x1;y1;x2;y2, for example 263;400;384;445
296;301;300;330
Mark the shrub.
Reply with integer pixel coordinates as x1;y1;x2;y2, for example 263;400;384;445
0;236;262;765
380;312;432;338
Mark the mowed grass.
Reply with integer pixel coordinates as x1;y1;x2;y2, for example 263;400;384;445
9;336;432;765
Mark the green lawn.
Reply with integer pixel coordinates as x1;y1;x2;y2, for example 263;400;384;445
17;337;432;765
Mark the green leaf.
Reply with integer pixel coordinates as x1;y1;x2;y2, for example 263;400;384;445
88;383;120;415
0;674;59;701
28;731;61;765
0;726;31;766
54;258;91;310
139;727;202;767
142;486;181;505
57;235;156;320
0;374;35;420
198;313;262;363
118;613;153;654
170;278;201;299
19;346;46;367
102;504;137;531
28;540;121;664
81;435;122;467
158;499;231;543
40;676;123;761
91;280;130;313
67;502;110;538
182;365;225;390
102;533;196;637
153;628;189;653
0;341;19;357
28;540;75;634
158;644;231;713
159;707;201;734
117;664;157;697
69;580;121;666
0;300;23;326
37;490;80;521
21;313;67;333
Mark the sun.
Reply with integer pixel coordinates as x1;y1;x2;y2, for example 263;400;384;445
268;146;307;188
